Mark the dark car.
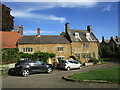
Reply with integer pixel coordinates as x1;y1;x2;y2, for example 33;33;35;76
13;60;54;77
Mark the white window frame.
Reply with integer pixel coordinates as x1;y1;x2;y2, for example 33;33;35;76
86;33;93;41
75;32;82;41
23;47;33;52
57;47;64;52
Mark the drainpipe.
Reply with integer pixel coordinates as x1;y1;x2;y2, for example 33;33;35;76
70;43;72;55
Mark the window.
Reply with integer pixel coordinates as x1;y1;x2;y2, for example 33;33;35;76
83;44;89;48
35;61;44;65
57;57;64;60
68;60;74;63
86;33;93;41
82;53;91;59
73;61;79;64
57;47;63;52
75;53;80;59
23;47;33;52
74;32;82;41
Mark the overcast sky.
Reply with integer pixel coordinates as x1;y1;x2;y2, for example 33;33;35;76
2;1;119;41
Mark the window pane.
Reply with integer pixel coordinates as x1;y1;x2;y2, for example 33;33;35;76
58;47;63;51
23;47;33;52
75;53;80;59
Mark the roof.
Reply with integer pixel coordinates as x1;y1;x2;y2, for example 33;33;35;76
18;35;70;44
104;40;109;43
67;29;99;42
112;38;120;45
0;31;21;48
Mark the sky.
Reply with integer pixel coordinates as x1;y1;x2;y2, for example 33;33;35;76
2;1;119;41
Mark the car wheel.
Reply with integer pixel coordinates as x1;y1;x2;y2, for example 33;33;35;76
47;68;53;73
66;67;70;71
79;66;82;69
22;69;30;77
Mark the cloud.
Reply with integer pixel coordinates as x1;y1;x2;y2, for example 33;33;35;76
103;5;111;11
2;0;119;2
10;2;98;23
56;2;97;8
11;10;66;23
24;30;56;35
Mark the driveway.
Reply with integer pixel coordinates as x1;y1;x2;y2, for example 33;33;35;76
2;62;119;88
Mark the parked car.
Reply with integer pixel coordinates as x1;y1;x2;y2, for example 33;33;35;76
60;59;82;71
13;60;54;77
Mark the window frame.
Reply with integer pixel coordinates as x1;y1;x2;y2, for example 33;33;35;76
23;47;33;52
82;53;91;59
57;47;64;52
82;43;89;48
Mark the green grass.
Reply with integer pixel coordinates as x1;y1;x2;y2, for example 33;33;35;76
68;66;119;83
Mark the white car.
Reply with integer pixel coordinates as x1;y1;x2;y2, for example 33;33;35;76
60;59;82;71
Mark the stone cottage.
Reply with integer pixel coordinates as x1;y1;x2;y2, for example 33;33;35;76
17;23;99;64
101;36;120;52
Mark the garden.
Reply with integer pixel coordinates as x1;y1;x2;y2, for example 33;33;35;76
68;66;119;84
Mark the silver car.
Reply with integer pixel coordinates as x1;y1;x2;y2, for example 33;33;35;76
60;59;82;71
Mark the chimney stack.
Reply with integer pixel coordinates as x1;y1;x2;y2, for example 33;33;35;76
18;25;23;36
37;28;40;37
87;25;92;33
65;23;70;32
102;36;104;42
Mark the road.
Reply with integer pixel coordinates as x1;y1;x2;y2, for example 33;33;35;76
2;62;119;88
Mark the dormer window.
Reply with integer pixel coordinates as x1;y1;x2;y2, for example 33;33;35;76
75;32;79;38
74;32;82;41
86;33;93;41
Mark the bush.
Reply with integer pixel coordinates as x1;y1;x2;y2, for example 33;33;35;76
69;55;82;63
69;55;79;61
2;48;20;64
89;57;99;64
19;51;56;63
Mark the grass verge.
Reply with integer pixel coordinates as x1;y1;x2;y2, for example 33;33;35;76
68;66;119;84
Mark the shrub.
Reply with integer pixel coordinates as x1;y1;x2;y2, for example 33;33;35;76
2;48;20;64
89;57;99;64
19;51;56;63
69;55;78;61
69;55;82;63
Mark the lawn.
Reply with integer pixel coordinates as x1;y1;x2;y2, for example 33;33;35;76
68;66;119;83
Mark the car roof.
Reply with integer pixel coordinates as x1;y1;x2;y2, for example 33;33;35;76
18;60;40;63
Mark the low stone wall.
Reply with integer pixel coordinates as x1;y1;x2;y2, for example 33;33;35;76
0;63;15;71
85;62;93;66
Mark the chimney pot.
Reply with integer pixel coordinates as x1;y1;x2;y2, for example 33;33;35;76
65;23;70;32
18;25;23;35
87;25;92;33
37;28;40;37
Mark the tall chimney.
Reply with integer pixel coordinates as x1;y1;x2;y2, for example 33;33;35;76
102;36;104;42
87;25;92;33
65;23;70;32
18;25;23;36
37;28;40;37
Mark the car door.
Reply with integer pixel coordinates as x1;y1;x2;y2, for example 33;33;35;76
32;61;47;72
68;60;74;69
73;60;80;68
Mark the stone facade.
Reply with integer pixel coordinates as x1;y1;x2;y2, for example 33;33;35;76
71;42;99;63
18;23;99;64
18;44;71;60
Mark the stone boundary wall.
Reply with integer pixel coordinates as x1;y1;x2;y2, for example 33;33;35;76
0;63;15;71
